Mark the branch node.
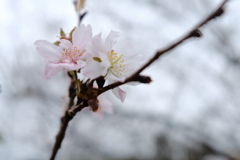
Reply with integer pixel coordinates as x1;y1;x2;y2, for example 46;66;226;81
191;29;202;38
211;7;225;20
135;75;152;84
88;99;99;112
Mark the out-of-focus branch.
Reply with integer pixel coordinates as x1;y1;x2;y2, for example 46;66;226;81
49;111;72;160
200;143;238;160
49;73;79;160
68;103;87;116
74;0;88;27
100;0;229;94
49;103;87;160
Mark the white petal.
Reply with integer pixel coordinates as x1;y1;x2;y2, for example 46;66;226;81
92;33;106;53
112;87;126;103
59;39;73;49
86;34;102;57
72;24;92;47
106;72;125;82
34;40;61;62
99;53;111;69
127;81;140;86
115;41;135;57
82;60;104;79
104;30;120;51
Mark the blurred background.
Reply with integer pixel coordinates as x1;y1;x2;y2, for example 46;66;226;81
0;0;240;160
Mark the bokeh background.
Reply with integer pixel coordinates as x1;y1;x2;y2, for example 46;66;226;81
0;0;240;160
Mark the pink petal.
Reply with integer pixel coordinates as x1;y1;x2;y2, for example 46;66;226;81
57;60;86;70
44;61;85;79
92;93;113;118
98;94;113;114
44;63;63;79
112;87;126;103
34;40;61;62
92;108;103;118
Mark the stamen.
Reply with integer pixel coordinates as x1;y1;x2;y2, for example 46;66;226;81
60;47;84;63
107;50;126;77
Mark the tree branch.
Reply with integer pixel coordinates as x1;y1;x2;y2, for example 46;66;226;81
49;103;87;160
49;111;73;160
49;73;78;160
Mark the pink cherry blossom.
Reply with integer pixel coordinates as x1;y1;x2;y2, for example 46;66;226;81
34;24;92;79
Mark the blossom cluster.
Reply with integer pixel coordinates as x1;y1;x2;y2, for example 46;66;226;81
35;24;142;115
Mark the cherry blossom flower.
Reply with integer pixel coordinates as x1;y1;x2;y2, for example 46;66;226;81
82;30;142;102
34;24;92;79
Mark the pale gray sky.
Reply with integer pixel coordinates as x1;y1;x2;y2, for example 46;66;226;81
0;0;239;159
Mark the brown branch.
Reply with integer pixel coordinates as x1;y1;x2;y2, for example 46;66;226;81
49;74;77;160
49;103;87;160
200;143;238;160
49;111;73;160
68;103;87;116
100;0;229;94
66;73;77;111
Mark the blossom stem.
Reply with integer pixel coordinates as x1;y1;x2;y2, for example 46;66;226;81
73;70;78;81
72;70;82;95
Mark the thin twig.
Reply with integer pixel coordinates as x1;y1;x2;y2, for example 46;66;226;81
49;111;73;160
68;103;87;116
49;73;77;160
49;103;87;160
100;0;229;94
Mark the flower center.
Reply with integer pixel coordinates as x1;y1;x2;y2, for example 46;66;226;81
107;50;125;77
60;46;85;63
